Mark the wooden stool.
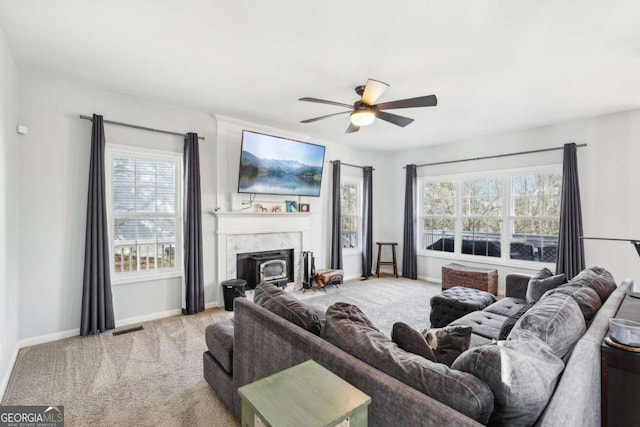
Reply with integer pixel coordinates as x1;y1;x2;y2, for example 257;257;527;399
376;242;398;278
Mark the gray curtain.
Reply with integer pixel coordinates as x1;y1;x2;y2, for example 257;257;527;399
361;166;373;278
80;114;115;336
402;164;418;279
183;133;205;314
330;161;343;269
556;142;585;279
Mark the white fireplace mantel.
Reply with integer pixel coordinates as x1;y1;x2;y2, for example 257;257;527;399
214;211;311;290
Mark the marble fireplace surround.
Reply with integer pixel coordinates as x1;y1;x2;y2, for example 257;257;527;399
215;212;311;291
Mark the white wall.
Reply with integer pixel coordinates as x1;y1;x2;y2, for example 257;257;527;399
16;72;218;341
16;73;382;342
383;110;640;292
0;25;19;398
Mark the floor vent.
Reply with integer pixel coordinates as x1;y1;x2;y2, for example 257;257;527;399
113;325;144;336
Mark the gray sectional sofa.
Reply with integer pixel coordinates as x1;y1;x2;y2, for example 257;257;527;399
203;272;632;426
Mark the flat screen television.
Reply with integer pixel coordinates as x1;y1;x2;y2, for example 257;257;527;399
238;130;326;197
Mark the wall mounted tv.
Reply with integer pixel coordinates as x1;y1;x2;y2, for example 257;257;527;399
238;130;326;197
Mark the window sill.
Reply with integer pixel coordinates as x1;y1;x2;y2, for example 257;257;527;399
417;250;554;271
112;271;183;285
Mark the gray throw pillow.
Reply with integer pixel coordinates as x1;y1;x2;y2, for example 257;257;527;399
323;303;494;424
526;268;566;303
253;283;325;335
568;266;617;303
508;292;586;359
546;284;602;321
452;338;564;426
423;326;472;367
392;322;436;362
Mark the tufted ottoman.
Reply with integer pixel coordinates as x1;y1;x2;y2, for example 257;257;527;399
429;286;497;328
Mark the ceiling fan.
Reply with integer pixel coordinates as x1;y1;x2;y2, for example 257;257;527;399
299;79;437;134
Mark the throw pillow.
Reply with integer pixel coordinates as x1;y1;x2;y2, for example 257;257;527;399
423;325;472;367
526;268;567;303
452;338;565;426
253;283;325;335
323;302;494;424
497;302;535;341
546;284;602;321
391;322;436;362
568;266;617;303
508;292;586;359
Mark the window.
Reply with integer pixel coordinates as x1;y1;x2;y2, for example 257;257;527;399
461;177;502;257
341;178;362;250
510;172;561;262
422;181;456;253
107;146;182;282
419;167;561;265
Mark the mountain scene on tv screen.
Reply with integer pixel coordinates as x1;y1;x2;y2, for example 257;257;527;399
239;150;323;196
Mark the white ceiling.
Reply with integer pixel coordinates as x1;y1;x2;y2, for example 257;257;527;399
1;0;640;151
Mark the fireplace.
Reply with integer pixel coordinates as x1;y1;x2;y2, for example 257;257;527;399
237;249;294;290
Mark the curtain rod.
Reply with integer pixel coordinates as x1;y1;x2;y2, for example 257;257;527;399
328;160;375;170
403;143;587;168
581;237;640;243
79;115;205;140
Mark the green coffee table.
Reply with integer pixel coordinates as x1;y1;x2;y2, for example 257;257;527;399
238;360;371;427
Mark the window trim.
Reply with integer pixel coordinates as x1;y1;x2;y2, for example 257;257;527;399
340;175;363;255
418;164;561;269
105;144;184;285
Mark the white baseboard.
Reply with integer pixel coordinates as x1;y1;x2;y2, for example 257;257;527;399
343;274;361;281
19;328;79;348
18;308;189;349
205;300;222;309
0;344;20;401
115;309;183;328
421;276;442;284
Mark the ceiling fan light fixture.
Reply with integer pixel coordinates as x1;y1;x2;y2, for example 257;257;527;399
350;109;375;127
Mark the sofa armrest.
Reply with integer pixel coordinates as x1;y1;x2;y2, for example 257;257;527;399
505;273;531;299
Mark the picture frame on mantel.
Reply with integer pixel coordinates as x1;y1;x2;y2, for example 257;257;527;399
286;200;298;213
299;203;310;213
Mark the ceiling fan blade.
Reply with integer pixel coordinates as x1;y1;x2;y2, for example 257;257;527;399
345;123;360;134
361;79;389;106
375;94;437;110
299;97;354;109
301;111;351;123
375;110;414;127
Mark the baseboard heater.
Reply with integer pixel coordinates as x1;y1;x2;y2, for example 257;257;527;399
112;325;144;336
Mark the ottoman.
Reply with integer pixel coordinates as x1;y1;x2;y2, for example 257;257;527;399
429;286;497;328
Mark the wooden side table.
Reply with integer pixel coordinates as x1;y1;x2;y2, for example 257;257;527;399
601;294;640;427
238;360;371;427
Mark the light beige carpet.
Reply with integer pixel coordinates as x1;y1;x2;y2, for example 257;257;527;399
2;277;439;426
1;309;239;427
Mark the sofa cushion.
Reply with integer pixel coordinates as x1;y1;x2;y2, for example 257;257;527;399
323;302;494;424
484;297;528;318
253;283;325;335
546;284;602;321
423;325;472;367
392;322;436;362
450;310;508;341
568;266;617;303
508;292;586;359
497;302;535;341
526;268;567;303
452;338;564;426
205;319;234;374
